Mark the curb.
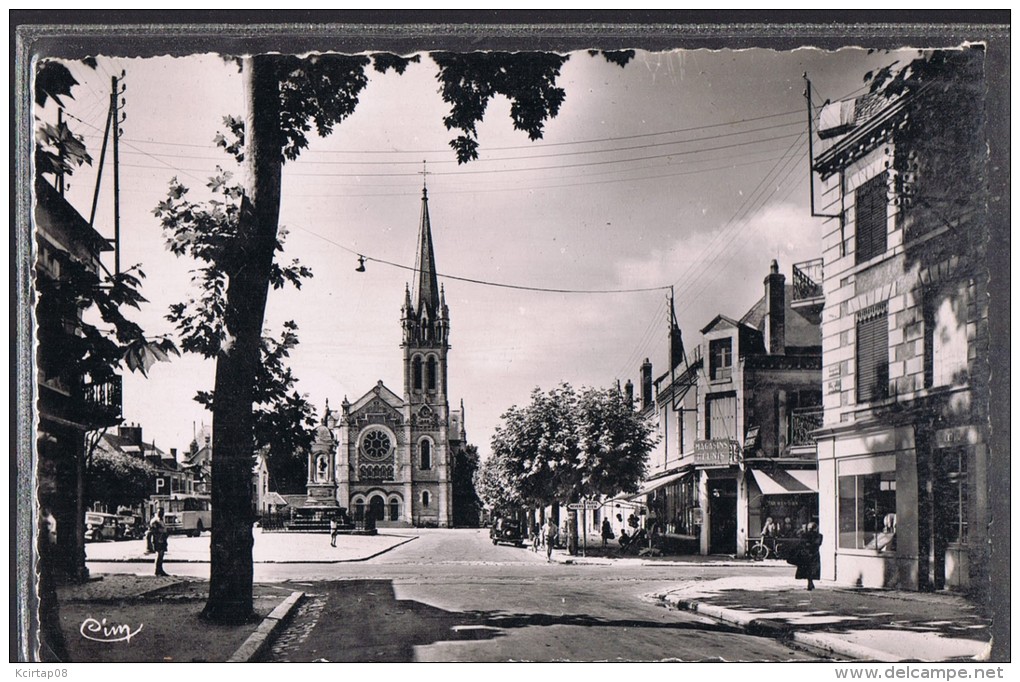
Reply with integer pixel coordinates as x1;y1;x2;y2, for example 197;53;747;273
227;591;305;663
661;595;892;662
87;535;420;565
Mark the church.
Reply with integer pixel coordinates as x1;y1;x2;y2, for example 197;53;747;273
305;185;465;528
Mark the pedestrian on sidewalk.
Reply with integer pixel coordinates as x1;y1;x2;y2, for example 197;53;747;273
531;521;541;552
601;518;614;548
542;517;558;563
792;521;822;590
149;508;170;577
330;517;338;547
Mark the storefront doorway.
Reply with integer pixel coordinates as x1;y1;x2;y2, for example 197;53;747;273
708;479;737;554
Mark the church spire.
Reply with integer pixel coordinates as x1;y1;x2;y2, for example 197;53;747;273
412;178;441;319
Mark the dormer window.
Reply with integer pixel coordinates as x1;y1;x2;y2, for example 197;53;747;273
709;338;733;380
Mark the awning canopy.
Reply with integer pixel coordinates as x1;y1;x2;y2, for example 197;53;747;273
750;468;817;495
629;470;689;499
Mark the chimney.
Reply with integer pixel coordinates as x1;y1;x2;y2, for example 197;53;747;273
170;448;178;461
118;424;143;447
640;358;653;410
624;379;634;407
764;259;786;355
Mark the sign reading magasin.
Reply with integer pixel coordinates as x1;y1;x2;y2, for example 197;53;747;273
693;439;740;468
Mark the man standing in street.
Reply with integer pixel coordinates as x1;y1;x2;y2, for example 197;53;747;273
542;517;558;563
149;508;169;576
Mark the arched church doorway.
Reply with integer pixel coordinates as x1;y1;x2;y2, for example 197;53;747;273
369;495;386;522
389;499;400;521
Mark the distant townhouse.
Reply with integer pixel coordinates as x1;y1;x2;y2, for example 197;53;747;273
810;51;991;593
632;260;823;557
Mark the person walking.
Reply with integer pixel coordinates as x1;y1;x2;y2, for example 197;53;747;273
542;517;558;563
149;508;170;577
601;518;614;548
531;521;541;552
329;516;338;547
793;521;823;590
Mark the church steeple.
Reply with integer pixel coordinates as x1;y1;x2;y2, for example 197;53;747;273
412;186;441;320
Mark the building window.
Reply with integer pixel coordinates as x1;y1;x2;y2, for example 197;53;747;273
838;470;896;550
426;357;438;391
412;356;423;391
856;304;889;403
941;449;969;544
361;429;393;460
925;286;969;388
419;440;432;470
709;338;732;380
855;172;889;264
422;491;430;508
705;393;736;440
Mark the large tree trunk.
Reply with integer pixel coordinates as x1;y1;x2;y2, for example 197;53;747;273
202;55;282;623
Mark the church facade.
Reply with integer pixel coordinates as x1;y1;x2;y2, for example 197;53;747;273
306;186;465;527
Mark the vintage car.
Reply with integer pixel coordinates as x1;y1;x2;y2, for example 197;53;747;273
85;512;121;542
489;520;525;547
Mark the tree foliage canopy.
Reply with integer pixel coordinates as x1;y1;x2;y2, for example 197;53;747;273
87;445;158;511
153;168;318;483
482;383;654;512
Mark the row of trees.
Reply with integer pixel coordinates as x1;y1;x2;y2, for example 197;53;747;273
477;383;656;517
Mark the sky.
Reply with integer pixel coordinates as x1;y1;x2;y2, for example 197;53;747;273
39;46;917;461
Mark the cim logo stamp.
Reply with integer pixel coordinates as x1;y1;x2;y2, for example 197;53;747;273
80;617;144;643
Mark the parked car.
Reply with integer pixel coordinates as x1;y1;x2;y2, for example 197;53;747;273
115;511;146;540
85;512;121;542
490;520;525;547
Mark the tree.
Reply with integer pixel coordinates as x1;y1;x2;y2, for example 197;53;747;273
179;49;631;623
486;383;654;510
153;170;319;492
87;445;158;511
451;444;482;527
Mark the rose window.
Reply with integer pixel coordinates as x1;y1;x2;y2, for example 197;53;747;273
361;429;392;461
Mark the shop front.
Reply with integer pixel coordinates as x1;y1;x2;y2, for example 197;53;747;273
694;439;741;556
746;467;818;558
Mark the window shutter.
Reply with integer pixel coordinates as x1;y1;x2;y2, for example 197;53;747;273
856;304;889;402
855;173;889;263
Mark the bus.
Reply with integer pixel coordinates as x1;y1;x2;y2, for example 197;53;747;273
151;493;212;537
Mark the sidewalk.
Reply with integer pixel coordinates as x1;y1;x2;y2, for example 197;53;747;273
84;528;418;564
55;531;418;662
547;550;991;662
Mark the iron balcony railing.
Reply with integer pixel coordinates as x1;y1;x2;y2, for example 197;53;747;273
78;374;123;426
789;409;824;447
791;258;824;305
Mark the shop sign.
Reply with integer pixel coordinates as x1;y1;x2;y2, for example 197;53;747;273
935;426;977;449
826;378;842;394
694;439;740;467
567;501;602;510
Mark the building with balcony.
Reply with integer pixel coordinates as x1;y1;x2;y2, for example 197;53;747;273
35;177;121;582
810;50;991;594
631;260;822;556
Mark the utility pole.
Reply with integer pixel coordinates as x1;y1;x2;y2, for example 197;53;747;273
56;109;64;195
112;72;125;275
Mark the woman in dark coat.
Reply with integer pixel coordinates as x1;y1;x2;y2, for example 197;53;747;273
795;522;823;590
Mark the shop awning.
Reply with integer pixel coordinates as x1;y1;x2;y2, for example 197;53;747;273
629;470;689;499
750;468;817;495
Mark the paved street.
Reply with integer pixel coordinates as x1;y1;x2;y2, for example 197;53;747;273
90;529;830;662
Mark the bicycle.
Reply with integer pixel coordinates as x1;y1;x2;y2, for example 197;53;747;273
748;536;780;561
